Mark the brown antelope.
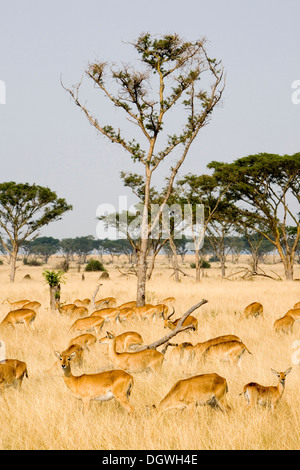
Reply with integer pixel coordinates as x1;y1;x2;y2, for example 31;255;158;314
90;307;120;322
68;333;97;351
240;368;292;411
165;334;242;364
99;331;143;352
68;316;105;335
0;308;37;330
150;373;231;415
273;315;295;335
117;307;136;322
74;299;91;309
164;310;198;332
0;359;28;388
47;344;84;375
157;297;176;308
132;305;159;321
99;331;164;373
293;301;300;309
22;301;41;312
54;350;134;414
284;308;300;321
201;340;252;368
243;302;264;319
56;303;76;316
70;306;89;318
2;298;31;310
94;297;117;309
117;301;137;309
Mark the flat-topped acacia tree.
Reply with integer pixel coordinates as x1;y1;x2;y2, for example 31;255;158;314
0;182;72;282
63;33;225;306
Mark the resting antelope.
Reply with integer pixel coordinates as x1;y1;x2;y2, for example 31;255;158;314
165;334;242;364
54;350;134;414
273;315;295;335
240;368;292;411
2;298;30;310
164;310;198;332
99;331;164;373
68;333;97;351
0;308;37;330
201;340;252;368
243;302;264;319
68;316;105;335
150;373;231;415
99;331;143;352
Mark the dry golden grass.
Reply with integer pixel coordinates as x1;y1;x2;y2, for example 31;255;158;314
0;257;299;450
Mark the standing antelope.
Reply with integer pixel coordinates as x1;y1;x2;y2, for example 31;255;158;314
240;368;292;411
68;333;97;351
150;373;231;415
68;316;105;335
283;308;300;321
54;350;134;414
201;340;252;368
0;308;37;330
243;302;264;319
273;315;295;335
99;332;164;373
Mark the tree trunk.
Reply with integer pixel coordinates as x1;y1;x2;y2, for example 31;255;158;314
136;238;148;306
195;249;201;282
221;256;226;278
169;234;180;282
10;246;18;282
50;284;61;312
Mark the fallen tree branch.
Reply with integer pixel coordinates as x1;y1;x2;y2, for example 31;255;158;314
135;299;208;352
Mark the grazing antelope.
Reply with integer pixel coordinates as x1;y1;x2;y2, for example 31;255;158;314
284;308;300;321
54;350;135;414
240;368;292;411
273;315;295;335
201;340;252;368
74;298;91;309
243;302;264;319
157;297;176;308
90;307;120;322
99;331;164;373
2;298;31;310
150;373;231;415
118;301;137;309
68;333;97;351
68;316;105;335
132;305;158;321
117;308;136;322
99;331;143;352
0;308;37;330
293;301;300;309
164;310;198;332
0;359;28;388
70;306;89;318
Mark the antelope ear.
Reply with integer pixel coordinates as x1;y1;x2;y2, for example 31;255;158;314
271;368;279;376
54;351;61;359
69;352;77;359
284;367;292;376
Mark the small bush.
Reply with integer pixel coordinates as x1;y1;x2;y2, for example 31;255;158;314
85;259;106;272
23;257;43;266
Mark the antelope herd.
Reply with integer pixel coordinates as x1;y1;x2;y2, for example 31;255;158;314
0;294;298;417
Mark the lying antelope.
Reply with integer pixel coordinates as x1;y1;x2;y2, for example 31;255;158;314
2;298;31;310
68;316;105;335
240;368;292;411
0;359;28;392
99;330;143;352
99;331;164;373
0;308;37;330
273;315;295;335
201;340;252;368
150;373;231;415
164;310;198;332
164;334;242;364
243;302;264;319
54;350;134;414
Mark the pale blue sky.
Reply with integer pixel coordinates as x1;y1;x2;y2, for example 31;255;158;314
0;0;299;239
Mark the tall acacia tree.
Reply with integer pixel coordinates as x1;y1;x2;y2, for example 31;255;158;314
208;153;300;280
63;33;224;305
0;182;72;282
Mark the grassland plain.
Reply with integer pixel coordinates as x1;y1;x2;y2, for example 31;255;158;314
0;257;299;450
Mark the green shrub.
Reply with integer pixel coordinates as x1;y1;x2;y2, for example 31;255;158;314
85;259;106;272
